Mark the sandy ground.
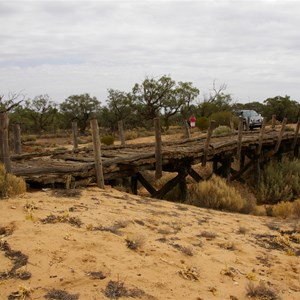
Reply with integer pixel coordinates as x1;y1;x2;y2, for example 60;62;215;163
0;186;299;300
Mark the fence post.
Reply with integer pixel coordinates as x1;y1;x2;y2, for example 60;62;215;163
271;114;276;130
154;117;162;179
0;112;11;172
118;120;125;146
202;120;216;167
90;119;104;189
184;120;190;138
274;118;287;154
236;116;243;161
13;123;22;154
72;121;78;152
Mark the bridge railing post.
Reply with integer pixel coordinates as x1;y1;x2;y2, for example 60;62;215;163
0;112;11;172
90;119;105;189
202;120;216;167
154;117;162;179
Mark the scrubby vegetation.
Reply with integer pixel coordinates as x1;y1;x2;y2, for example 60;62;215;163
0;164;26;198
258;159;300;204
101;135;115;146
186;175;252;213
213;125;232;136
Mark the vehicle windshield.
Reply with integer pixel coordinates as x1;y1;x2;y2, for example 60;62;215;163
241;110;259;117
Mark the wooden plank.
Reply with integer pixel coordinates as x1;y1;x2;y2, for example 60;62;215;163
118;120;126;146
0;112;11;172
13;124;22;154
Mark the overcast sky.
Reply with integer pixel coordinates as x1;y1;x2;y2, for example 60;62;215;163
1;0;299;105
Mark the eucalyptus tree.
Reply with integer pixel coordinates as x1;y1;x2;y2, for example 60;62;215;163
60;93;101;134
131;75;199;129
24;95;58;134
263;95;300;123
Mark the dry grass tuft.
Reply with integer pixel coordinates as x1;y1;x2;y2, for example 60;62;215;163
104;280;145;299
272;201;294;219
125;234;146;251
0;163;26;198
187;175;246;212
246;281;281;300
293;199;300;217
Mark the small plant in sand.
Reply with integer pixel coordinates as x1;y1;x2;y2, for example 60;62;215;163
8;285;33;300
187;175;246;212
103;280;145;299
246;281;280;300
125;234;145;251
0;163;26;198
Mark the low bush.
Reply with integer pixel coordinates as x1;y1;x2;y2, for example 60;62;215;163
272;201;294;219
258;159;300;204
213;125;232;136
101;135;115;146
186;175;247;212
293;199;300;217
196;117;209;131
210;111;235;127
0;164;26;198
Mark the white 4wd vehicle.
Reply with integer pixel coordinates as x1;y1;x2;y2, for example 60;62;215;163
236;110;263;130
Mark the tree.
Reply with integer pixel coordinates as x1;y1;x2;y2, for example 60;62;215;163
131;75;176;125
23;95;58;134
263;95;300;122
60;93;101;134
131;75;199;129
198;81;232;117
0;92;24;113
161;81;199;129
101;89;138;131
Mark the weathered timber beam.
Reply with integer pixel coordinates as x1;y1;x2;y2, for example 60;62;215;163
187;166;203;183
131;175;138;195
274;118;287;153
231;159;254;181
152;168;188;199
136;172;157;195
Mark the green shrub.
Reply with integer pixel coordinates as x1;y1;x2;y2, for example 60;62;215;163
196;117;209;131
213;125;232;136
210;111;234;127
101;135;115;146
258;159;300;204
0;164;26;198
186;175;246;212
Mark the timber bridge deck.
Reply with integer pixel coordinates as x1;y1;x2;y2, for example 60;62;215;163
11;124;300;199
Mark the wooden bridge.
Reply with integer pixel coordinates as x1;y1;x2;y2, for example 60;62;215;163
10;119;300;200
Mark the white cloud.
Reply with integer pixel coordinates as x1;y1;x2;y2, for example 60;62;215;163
1;0;300;103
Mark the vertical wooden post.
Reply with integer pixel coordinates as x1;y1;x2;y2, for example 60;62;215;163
184;120;190;139
154;117;162;179
72;121;78;152
131;174;138;195
291;118;300;156
13;123;22;154
271;114;276;129
236;116;243;161
274;118;287;153
90;119;104;189
0;112;11;172
178;167;187;201
246;116;250;131
118;120;125;146
256;118;266;156
202;120;216;167
253;157;261;187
